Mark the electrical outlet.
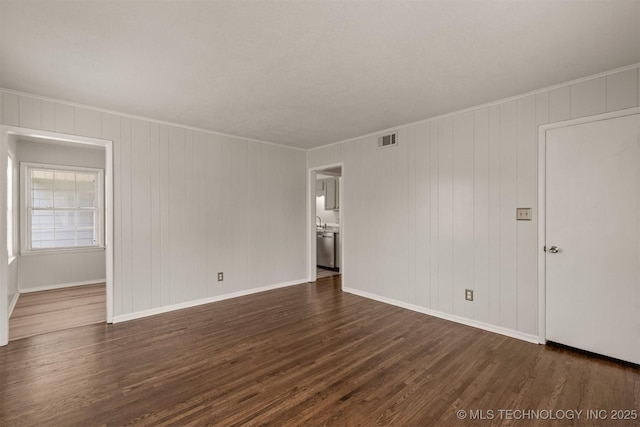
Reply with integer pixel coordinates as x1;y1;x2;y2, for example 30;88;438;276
217;272;224;282
465;289;474;301
516;208;532;221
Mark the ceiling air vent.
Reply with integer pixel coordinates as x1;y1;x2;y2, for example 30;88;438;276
377;132;398;149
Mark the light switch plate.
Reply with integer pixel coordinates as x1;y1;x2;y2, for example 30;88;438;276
516;208;532;221
465;289;474;301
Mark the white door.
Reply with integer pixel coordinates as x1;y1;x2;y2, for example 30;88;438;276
545;113;640;365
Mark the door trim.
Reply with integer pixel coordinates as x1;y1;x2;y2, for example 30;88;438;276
537;107;640;344
0;126;114;346
307;163;343;283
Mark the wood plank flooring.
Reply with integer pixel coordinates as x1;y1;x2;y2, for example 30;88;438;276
317;266;340;278
9;283;106;341
0;276;638;426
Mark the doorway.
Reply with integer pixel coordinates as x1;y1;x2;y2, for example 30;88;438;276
538;109;640;365
308;164;343;283
0;126;114;346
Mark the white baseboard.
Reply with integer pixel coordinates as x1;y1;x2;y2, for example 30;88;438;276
113;278;307;323
8;292;20;317
19;279;106;293
342;286;540;345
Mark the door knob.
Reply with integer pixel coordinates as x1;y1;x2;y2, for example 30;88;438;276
548;246;560;254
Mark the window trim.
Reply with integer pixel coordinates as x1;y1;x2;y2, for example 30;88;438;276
20;162;105;255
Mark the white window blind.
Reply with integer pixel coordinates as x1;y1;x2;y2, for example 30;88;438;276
22;163;104;253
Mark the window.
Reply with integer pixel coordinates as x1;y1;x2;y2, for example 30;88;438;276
21;163;104;253
7;153;14;259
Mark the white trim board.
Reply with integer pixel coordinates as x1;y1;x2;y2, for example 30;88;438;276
536;107;640;345
113;278;307;323
343;287;540;345
19;279;107;294
8;292;19;318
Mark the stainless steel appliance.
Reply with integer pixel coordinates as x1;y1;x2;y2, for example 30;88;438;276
317;231;337;270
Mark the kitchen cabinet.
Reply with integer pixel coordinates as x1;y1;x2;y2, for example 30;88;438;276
316;177;340;210
315;180;324;197
322;178;339;210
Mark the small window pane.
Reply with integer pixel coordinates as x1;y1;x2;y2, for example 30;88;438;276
31;171;54;190
32;240;55;249
77;229;95;245
77;229;94;238
32;230;55;243
32;189;54;208
32;211;55;229
54;172;75;190
55;229;76;240
77;212;94;227
76;174;96;191
54;211;76;228
55;239;77;248
77;191;96;208
54;190;76;208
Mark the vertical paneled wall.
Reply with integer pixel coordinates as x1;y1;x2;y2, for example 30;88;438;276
1;91;308;318
308;66;640;337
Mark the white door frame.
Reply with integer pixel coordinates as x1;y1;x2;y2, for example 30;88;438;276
0;126;114;346
537;107;640;344
307;162;343;283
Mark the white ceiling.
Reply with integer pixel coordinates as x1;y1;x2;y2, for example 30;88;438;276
1;1;638;150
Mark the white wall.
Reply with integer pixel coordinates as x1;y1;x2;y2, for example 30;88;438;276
16;140;106;291
17;139;104;168
0;90;308;318
308;65;640;339
7;137;18;311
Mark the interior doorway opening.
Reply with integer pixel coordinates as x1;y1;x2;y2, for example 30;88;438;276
0;126;114;346
308;164;342;283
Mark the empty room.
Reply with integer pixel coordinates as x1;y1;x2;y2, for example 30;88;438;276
0;1;639;426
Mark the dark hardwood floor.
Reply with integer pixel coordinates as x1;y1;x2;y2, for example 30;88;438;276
0;275;638;426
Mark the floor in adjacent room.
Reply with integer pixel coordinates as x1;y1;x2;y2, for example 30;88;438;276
317;266;340;278
0;275;637;426
9;283;106;341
